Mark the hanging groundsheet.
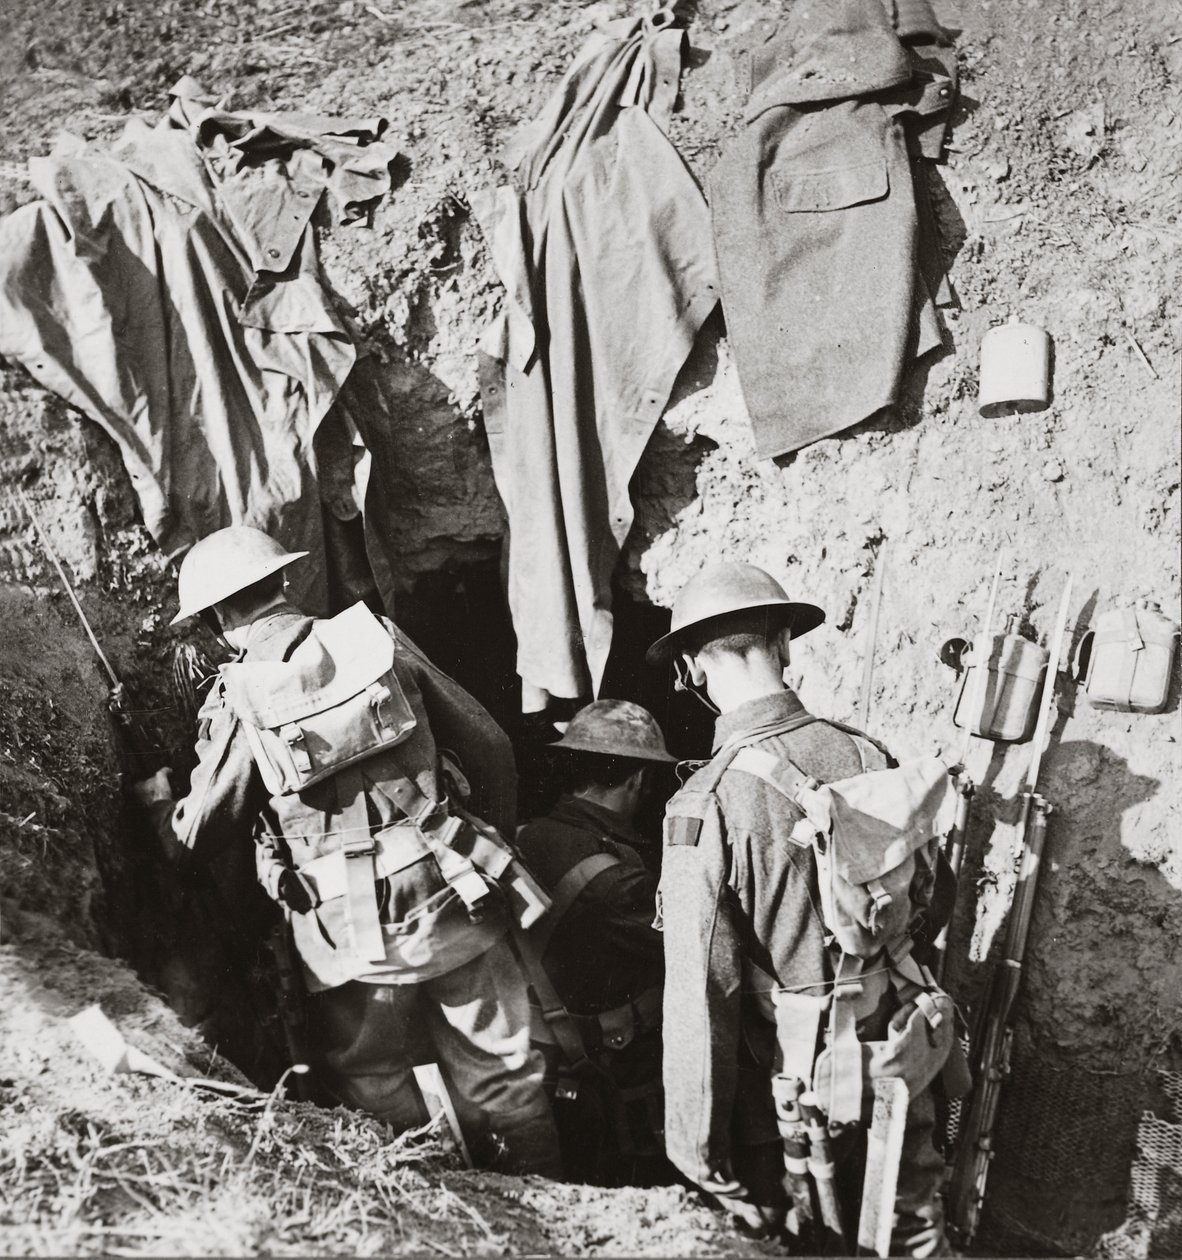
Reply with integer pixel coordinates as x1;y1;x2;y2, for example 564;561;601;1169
473;11;719;712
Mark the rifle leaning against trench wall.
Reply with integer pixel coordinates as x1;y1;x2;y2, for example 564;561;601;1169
944;574;1075;1246
932;560;1004;984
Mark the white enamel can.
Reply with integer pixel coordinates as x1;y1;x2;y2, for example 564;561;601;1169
978;319;1052;417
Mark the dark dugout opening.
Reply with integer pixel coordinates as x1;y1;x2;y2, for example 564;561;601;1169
134;543;715;1179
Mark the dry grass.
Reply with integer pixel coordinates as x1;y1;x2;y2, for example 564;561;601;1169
0;1080;513;1257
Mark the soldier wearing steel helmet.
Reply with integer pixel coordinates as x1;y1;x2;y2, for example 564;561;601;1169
135;526;561;1176
648;562;949;1254
514;700;677;1185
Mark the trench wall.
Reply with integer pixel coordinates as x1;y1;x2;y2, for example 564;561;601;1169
1;0;1179;1251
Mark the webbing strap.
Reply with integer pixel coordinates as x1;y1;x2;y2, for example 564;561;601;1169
729;745;817;810
748;958;829;1087
514;926;592;1071
529;985;663;1055
335;766;387;964
825;955;867;1126
518;850;625;1071
533;852;620;952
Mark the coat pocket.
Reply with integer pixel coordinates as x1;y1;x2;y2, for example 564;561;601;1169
768;105;890;213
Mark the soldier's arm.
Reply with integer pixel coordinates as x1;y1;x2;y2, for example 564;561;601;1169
169;682;265;860
659;790;746;1197
580;864;664;971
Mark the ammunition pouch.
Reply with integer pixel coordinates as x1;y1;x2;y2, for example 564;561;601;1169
294;803;544;967
530;985;663;1059
813;985;955;1116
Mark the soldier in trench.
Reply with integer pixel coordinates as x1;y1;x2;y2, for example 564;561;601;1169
134;525;561;1176
648;561;955;1254
514;699;676;1186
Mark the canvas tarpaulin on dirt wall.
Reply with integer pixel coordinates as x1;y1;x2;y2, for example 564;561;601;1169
473;11;719;713
0;76;401;614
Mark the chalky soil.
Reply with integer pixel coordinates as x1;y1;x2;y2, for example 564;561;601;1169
1;0;1180;1254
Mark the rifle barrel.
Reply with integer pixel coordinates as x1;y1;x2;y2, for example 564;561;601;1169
18;488;121;690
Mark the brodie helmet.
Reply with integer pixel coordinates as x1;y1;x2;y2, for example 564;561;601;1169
170;526;307;625
550;699;677;762
646;562;824;664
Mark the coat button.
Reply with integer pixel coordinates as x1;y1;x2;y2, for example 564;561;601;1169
268;248;281;259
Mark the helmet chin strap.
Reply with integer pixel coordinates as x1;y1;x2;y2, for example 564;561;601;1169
673;657;720;715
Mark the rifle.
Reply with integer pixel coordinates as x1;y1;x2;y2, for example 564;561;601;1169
265;907;314;1102
17;487;165;776
945;574;1075;1245
932;561;1004;983
931;769;974;987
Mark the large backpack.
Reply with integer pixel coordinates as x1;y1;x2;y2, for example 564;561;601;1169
220;602;418;797
705;716;962;1125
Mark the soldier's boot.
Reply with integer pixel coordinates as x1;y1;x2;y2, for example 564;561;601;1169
489;1104;564;1178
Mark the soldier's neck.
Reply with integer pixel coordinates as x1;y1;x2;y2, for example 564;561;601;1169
706;655;789;714
571;782;637;821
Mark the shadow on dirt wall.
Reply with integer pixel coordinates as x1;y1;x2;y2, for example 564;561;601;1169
944;720;1177;1255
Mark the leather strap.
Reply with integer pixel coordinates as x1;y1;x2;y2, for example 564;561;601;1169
532;852;620;952
515;926;593;1071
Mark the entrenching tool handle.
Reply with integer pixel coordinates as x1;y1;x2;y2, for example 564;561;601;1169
773;1075;818;1246
799;1090;851;1254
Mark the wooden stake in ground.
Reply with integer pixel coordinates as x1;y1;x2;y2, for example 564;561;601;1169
69;1005;263;1099
413;1063;474;1168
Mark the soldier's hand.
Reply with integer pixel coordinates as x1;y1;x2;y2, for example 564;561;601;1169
278;870;316;915
132;767;174;806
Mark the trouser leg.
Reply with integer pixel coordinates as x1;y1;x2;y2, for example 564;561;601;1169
306;979;427;1129
424;937;562;1177
732;1141;790;1228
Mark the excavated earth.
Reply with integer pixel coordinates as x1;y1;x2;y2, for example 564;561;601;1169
1;0;1180;1254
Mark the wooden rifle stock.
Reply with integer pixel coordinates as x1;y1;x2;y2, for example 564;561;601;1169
932;770;975;984
947;794;1051;1242
266;908;314;1102
946;574;1073;1244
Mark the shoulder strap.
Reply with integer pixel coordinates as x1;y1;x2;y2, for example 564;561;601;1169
822;719;896;768
512;925;593;1071
514;848;627;1071
693;710;819;796
729;744;816;810
533;852;620;951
